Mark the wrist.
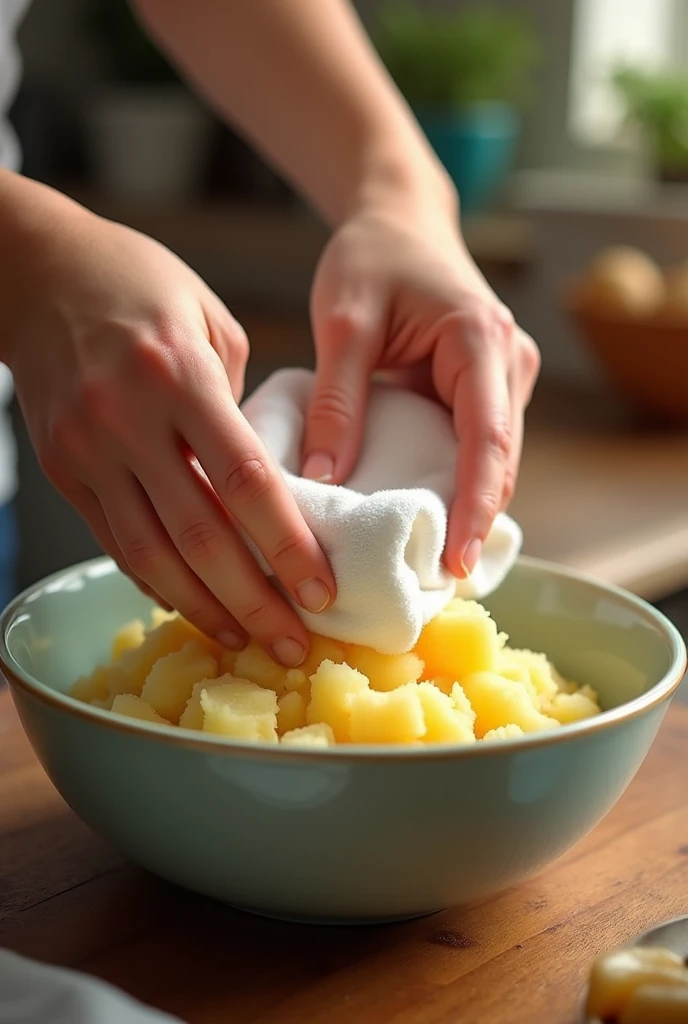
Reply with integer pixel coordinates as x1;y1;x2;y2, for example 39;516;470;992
0;173;97;365
346;138;460;239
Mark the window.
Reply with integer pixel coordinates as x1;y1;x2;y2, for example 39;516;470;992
569;0;682;145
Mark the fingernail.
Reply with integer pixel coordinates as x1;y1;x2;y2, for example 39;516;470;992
296;578;331;614
271;637;306;667
218;630;245;651
302;452;334;483
461;539;483;576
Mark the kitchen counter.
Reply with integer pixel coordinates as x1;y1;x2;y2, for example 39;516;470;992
512;380;688;602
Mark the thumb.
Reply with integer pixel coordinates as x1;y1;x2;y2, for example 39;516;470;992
302;304;381;485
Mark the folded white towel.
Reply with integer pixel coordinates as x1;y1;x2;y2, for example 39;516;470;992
242;368;522;654
0;949;182;1024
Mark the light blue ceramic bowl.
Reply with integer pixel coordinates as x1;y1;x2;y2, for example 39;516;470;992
1;556;684;924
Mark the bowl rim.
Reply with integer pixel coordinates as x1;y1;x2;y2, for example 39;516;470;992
1;555;685;763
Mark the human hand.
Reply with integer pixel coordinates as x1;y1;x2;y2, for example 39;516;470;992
302;203;540;578
9;209;334;665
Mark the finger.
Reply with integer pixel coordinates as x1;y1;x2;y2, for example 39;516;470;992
61;479;172;608
178;381;336;619
500;381;522;513
440;319;513;577
501;331;540;510
130;441;314;667
205;304;250;402
303;300;382;484
95;469;248;651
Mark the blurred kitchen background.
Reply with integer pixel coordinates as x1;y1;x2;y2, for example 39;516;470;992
8;0;688;638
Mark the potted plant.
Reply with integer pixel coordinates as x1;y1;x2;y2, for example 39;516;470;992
375;3;539;214
84;0;211;202
613;67;688;184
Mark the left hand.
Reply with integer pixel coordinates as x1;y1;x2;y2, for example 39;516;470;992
301;203;540;578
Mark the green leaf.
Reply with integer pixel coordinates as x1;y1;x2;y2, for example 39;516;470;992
375;2;540;110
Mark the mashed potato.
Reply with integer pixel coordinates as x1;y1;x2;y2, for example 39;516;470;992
70;599;601;747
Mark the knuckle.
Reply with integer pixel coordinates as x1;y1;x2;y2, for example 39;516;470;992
177;521;223;563
270;528;311;566
477;489;502;523
77;372;133;440
224;455;272;504
483;420;512;461
122;537;160;578
495;303;515;338
179;603;225;637
132;336;181;390
321;308;366;351
240;601;273;633
309;384;355;432
47;406;88;460
227;320;250;363
501;470;517;506
519;332;541;379
463;304;496;343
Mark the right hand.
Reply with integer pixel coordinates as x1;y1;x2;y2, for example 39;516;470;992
8;208;335;666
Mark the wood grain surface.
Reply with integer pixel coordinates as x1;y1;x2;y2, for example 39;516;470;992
2;688;688;1024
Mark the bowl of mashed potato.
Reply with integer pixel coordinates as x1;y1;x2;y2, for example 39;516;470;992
1;556;684;923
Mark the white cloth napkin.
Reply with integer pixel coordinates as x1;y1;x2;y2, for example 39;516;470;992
0;949;182;1024
242;369;522;654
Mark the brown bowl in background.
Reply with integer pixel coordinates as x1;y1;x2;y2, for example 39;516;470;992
565;288;688;425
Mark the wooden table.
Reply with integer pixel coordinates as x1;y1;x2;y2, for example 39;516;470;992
2;687;688;1024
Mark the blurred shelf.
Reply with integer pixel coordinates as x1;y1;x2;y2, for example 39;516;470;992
69;190;536;306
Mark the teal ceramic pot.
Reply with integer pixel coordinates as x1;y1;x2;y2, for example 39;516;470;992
1;557;684;925
417;102;518;214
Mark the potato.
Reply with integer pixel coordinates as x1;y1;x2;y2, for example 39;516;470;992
349;684;425;744
301;634;347;678
141;641;218;723
74;598;601;746
201;677;279;742
343;644;424;691
234;643;290;696
587;947;688;1020
416;682;475;744
620;984;688;1023
119;617;216;694
450;682;477;726
150;607;179;629
546;690;600;725
483;724;525;742
179;681;206;731
307;660;369;741
111;619;146;661
461;671;559;739
414;599;501;681
498;647;559;706
284;668;309;693
105;663;144;700
277;690;307;735
219;648;239;676
71;665;116;704
281;723;336;748
580;246;665;317
111;693;169;725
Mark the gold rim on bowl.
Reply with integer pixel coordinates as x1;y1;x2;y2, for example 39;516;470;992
1;555;685;763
